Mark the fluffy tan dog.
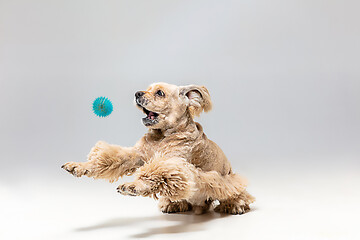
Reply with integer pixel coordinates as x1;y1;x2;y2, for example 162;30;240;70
62;83;254;214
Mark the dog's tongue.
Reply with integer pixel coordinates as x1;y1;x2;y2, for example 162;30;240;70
148;111;155;120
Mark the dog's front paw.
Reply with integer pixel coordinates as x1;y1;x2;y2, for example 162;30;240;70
117;181;151;197
61;162;90;177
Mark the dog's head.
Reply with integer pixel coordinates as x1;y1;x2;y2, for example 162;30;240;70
135;82;212;129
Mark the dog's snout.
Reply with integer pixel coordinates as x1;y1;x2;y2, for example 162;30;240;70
135;91;145;99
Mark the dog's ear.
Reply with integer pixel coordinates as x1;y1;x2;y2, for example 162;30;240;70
179;85;212;116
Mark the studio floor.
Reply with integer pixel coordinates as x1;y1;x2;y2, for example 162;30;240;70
1;157;359;240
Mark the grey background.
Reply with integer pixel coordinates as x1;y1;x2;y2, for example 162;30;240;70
1;0;359;177
0;1;359;239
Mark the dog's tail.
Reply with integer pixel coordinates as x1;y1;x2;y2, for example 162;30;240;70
197;170;255;203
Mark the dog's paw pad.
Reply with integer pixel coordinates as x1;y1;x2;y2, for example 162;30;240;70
117;182;152;197
214;203;248;215
61;162;89;177
117;183;139;196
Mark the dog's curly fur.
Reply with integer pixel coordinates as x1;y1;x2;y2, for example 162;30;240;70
62;82;255;215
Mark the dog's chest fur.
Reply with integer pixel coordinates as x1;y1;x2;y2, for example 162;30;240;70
137;122;232;175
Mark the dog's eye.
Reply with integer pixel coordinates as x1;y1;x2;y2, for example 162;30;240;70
155;90;165;97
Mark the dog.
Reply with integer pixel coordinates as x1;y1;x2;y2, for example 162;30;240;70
62;82;254;214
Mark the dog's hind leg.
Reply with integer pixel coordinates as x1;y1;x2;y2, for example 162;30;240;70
193;170;254;214
214;190;255;214
158;198;192;213
117;156;255;214
192;199;213;215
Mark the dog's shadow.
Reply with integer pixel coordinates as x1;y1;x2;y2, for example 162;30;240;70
76;211;231;238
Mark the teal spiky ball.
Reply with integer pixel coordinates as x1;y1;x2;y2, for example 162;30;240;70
92;97;113;117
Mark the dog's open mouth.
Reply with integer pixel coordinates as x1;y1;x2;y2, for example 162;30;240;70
141;106;159;126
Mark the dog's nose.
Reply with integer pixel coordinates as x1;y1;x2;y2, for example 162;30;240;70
135;91;145;99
